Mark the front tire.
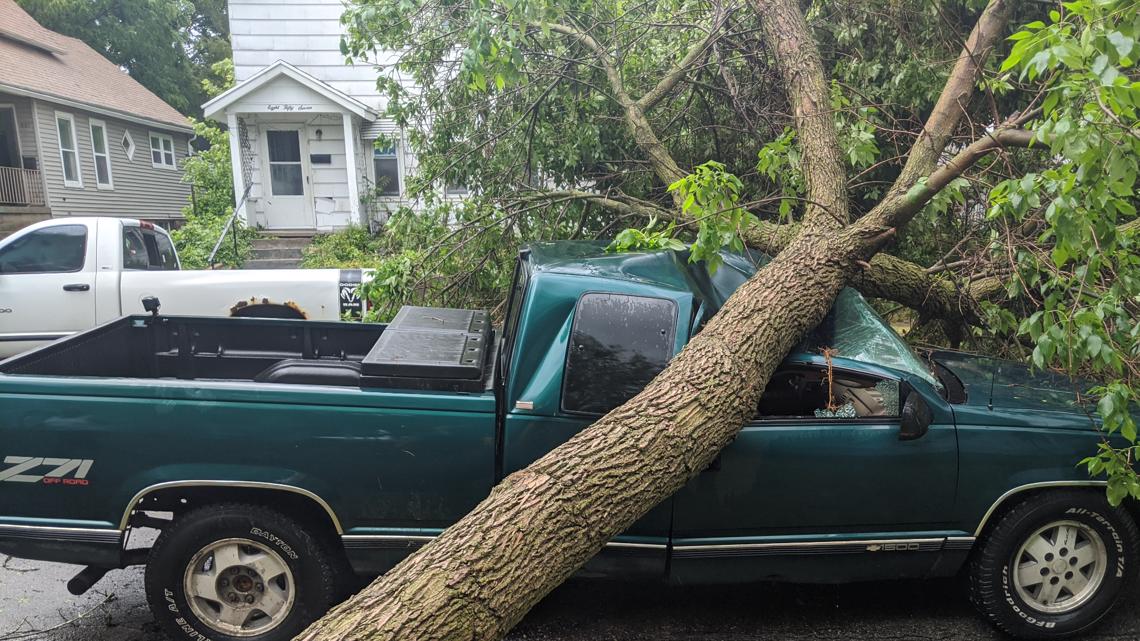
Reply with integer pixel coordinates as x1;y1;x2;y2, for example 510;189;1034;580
968;490;1139;639
144;504;339;641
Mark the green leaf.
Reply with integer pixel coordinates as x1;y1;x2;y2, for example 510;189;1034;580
1107;31;1135;58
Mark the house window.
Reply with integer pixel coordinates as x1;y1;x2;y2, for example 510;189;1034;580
149;132;175;168
89;119;113;189
55;112;81;187
445;181;468;196
121;130;136;161
372;143;400;196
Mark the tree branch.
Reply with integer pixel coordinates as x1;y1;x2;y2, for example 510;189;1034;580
894;0;1014;189
852;123;1040;253
637;4;731;113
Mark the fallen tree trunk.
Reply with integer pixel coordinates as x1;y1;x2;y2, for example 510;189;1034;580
298;230;852;640
296;1;1017;639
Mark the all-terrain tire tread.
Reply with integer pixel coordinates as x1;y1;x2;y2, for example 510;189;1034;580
967;490;1139;640
143;502;339;641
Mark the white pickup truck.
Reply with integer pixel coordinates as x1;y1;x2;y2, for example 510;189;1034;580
0;217;366;358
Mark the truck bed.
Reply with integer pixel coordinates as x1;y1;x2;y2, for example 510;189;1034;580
0;307;494;393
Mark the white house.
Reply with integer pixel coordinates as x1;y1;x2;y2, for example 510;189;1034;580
203;0;416;232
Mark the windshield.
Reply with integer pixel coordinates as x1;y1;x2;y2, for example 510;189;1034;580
804;288;942;390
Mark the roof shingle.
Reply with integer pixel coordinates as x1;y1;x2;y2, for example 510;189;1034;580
0;0;191;131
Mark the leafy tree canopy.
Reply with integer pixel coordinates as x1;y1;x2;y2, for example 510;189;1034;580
17;0;231;116
332;0;1140;500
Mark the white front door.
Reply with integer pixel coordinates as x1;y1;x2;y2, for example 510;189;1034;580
261;128;314;229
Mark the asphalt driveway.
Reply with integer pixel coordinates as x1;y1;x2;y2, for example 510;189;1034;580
2;554;1139;641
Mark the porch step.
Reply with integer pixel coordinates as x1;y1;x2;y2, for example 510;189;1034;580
252;237;313;250
243;257;304;270
242;234;314;269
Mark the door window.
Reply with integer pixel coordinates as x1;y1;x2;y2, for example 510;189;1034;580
562;293;677;415
0;106;19;168
266;130;303;196
0;225;87;273
757;365;900;419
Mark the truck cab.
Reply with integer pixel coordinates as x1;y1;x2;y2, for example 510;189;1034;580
0;218;177;354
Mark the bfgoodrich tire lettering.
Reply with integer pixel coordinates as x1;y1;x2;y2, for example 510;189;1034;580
145;504;339;641
968;490;1139;639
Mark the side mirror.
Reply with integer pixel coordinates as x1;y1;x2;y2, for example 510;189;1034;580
141;296;161;317
899;388;932;441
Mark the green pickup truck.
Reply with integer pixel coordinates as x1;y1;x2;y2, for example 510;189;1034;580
1;242;1135;641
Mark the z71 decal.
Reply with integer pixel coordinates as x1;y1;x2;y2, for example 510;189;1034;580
0;456;93;485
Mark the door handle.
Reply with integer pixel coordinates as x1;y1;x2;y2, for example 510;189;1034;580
62;283;90;292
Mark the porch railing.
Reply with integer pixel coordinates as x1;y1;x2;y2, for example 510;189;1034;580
0;166;46;207
207;184;252;267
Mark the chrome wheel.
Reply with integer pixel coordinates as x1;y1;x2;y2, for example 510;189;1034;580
1012;520;1107;614
182;538;295;637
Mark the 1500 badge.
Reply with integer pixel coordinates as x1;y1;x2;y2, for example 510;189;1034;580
0;456;93;485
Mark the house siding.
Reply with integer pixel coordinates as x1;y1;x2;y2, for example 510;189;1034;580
229;0;401;111
240;112;367;230
33;100;192;220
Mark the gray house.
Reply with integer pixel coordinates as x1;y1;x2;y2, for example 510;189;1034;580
0;0;193;238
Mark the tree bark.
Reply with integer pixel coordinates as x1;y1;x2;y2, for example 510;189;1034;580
751;0;849;232
296;2;1019;639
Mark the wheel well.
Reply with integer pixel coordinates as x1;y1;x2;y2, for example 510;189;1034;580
974;484;1113;540
128;485;341;544
229;300;308;319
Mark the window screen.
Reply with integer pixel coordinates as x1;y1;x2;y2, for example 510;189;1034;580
562;293;677;415
0;225;86;273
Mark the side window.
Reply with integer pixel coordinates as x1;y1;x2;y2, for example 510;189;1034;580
499;258;530;384
562;293;677;415
122;228;150;270
757;365;900;420
0;225;87;274
151;231;179;270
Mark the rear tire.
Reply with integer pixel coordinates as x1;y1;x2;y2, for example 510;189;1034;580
144;504;339;641
968;490;1139;639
